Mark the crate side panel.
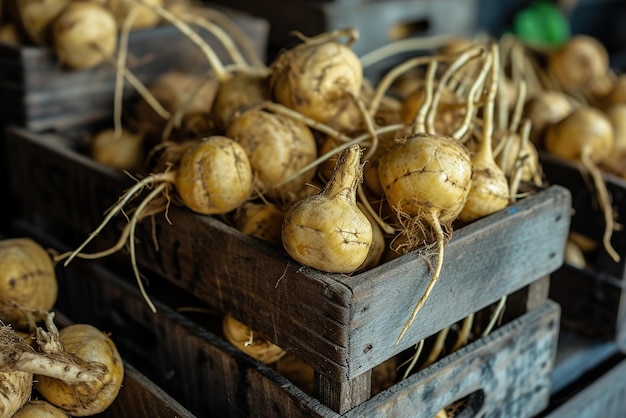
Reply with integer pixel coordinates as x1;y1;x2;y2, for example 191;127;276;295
346;186;571;375
53;264;243;416
21;220;345;417
5;127;354;379
130;208;354;373
246;369;336;418
347;302;560;418
5;127;133;240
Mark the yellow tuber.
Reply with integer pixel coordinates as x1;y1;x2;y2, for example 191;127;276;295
281;144;372;273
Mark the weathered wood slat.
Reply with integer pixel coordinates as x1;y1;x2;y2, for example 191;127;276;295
346;302;560;418
0;7;269;131
347;187;570;369
206;0;477;56
549;330;619;396
4;126;571;387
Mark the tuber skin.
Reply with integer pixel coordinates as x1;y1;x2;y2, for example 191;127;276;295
107;0;162;30
270;29;364;132
134;72;219;143
222;314;286;364
52;1;118;70
378;134;473;226
14;0;70;46
523;91;574;145
90;127;145;172
548;35;612;97
174;136;253;215
226;109;317;203
13;399;69;417
282;144;372;273
0;238;58;330
234;202;284;247
211;72;269;131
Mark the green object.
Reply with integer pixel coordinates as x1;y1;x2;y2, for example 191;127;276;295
513;1;570;46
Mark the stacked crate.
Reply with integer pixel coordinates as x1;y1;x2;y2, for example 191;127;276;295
4;124;571;417
0;6;269;417
0;3;268;231
0;10;268;132
533;152;626;416
0;3;577;415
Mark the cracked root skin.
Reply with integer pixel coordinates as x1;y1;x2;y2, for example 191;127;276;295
282;145;372;273
378;133;473;225
271;41;363;132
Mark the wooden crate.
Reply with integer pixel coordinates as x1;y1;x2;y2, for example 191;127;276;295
540;152;626;347
14;218;562;418
206;0;478;81
0;6;268;132
4;125;571;413
536;330;626;418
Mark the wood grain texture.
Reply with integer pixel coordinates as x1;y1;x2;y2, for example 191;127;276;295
0;7;269;131
344;302;560;418
549;330;619;395
33;226;313;417
345;187;569;370
21;221;560;418
5;127;571;386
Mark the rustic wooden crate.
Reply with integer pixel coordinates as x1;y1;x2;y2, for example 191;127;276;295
206;0;478;81
48;312;196;418
536;329;626;418
0;7;268;132
12;217;561;418
540;152;626;347
4;125;571;413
